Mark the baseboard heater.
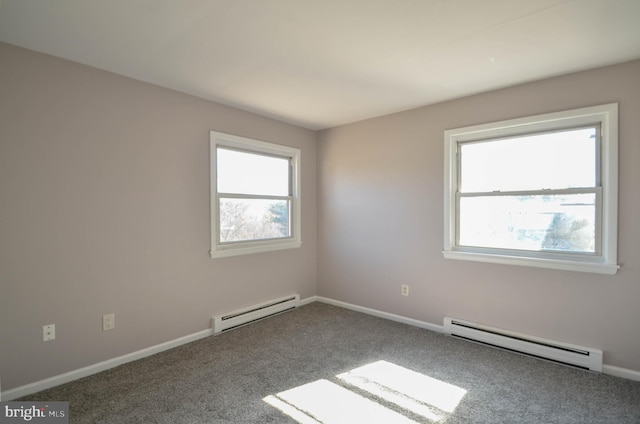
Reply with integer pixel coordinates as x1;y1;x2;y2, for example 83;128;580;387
213;294;300;334
444;317;602;372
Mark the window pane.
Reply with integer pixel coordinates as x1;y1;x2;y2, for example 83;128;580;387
219;198;290;243
459;193;596;253
460;128;596;193
217;148;290;196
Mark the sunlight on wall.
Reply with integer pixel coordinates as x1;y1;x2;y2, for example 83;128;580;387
263;360;467;423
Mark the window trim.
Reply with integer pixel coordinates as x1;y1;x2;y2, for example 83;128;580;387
443;104;619;274
210;131;301;259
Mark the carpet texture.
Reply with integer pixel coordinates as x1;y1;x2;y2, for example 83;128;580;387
21;302;640;423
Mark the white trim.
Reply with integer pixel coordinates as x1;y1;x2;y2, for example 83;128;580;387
443;103;619;274
210;131;302;259
314;296;444;334
1;328;213;401
210;239;302;259
442;250;619;275
299;295;319;306
602;365;640;382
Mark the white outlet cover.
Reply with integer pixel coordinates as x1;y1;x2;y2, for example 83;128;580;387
103;314;115;331
43;324;55;341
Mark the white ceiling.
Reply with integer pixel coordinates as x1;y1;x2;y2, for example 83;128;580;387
1;0;639;130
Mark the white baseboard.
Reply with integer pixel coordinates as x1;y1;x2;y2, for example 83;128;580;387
4;296;639;399
1;328;214;401
602;364;640;382
314;296;445;333
298;295;318;307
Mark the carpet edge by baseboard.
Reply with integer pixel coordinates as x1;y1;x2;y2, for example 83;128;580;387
4;297;638;400
313;296;640;383
602;364;640;382
298;295;318;306
314;296;445;333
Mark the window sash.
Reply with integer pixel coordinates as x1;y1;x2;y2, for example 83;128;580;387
216;147;292;197
455;188;602;257
457;125;600;193
455;125;602;258
216;194;293;244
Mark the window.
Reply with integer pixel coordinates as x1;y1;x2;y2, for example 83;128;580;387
210;131;301;258
443;104;618;274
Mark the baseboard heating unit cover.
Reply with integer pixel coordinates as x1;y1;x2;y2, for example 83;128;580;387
213;294;300;334
444;317;603;372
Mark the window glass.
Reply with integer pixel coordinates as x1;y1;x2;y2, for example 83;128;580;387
459;193;596;253
220;198;290;243
217;148;290;196
460;128;597;193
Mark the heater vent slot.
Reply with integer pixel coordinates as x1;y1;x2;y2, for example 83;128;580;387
444;317;602;372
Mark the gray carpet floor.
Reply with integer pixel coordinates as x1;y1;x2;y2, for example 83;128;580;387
21;302;640;423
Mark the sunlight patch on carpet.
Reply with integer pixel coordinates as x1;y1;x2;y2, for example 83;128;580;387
264;379;418;423
338;360;466;417
263;360;467;423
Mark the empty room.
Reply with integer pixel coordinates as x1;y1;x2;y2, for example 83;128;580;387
1;1;640;422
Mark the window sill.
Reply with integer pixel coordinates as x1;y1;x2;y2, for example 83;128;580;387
210;240;302;259
442;250;619;275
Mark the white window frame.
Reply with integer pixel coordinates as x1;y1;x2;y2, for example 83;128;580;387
210;131;301;259
443;104;619;275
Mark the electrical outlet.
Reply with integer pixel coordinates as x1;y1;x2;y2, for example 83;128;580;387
103;314;115;331
43;324;55;342
401;284;409;296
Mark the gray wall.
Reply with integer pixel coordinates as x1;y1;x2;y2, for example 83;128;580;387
317;60;640;372
0;43;317;391
1;40;639;393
